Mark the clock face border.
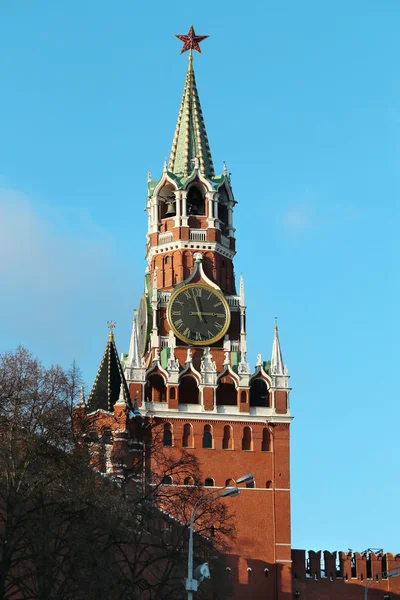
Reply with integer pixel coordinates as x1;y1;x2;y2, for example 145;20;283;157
137;294;149;357
167;282;231;346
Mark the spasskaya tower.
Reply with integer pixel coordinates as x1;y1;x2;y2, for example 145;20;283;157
87;26;293;600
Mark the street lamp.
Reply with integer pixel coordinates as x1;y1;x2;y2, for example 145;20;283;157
186;473;254;599
364;566;400;600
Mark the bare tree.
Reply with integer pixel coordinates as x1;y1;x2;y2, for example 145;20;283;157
0;347;235;600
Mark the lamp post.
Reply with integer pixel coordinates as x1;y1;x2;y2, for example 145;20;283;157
186;473;254;600
364;566;400;600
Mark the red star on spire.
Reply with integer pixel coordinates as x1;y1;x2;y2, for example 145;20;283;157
175;25;209;55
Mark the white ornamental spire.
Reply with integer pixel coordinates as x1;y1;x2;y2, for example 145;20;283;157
271;320;284;375
128;313;140;368
77;383;86;408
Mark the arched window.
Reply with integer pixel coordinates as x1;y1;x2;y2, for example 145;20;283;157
187;185;205;216
203;424;213;449
179;375;199;404
262;428;271;452
242;426;253;451
182;423;194;448
163;423;173;447
165;255;171;264
246;480;255;488
145;374;166;403
266;480;273;489
205;478;214;487
184;476;194;486
222;425;233;450
216;376;237;406
161;475;172;485
250;378;270;407
225;478;235;486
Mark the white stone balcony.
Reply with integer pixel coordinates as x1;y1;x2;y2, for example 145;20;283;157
189;229;207;242
159;231;173;244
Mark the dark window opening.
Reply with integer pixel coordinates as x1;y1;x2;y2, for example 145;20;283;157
182;423;193;447
216;378;237;406
246;480;254;488
205;478;214;487
210;526;215;537
203;424;213;449
240;390;247;403
250;378;270;407
266;480;272;489
145;374;166;403
184;476;194;486
222;425;233;450
351;555;357;578
262;427;271;452
163;424;173;447
179;376;199;404
169;387;176;400
187;186;205;216
242;426;253;451
161;475;172;485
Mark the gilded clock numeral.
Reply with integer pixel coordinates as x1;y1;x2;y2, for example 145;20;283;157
175;318;183;329
172;310;181;316
207;292;212;300
183;327;190;337
215;322;223;331
184;290;191;299
195;331;202;341
175;299;184;306
207;330;214;339
214;301;222;307
192;288;202;297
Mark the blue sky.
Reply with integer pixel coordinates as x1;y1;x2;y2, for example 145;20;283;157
1;0;399;554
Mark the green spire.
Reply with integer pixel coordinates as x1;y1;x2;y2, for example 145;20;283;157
168;52;214;179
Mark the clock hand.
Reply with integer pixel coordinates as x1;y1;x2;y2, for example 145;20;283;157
189;312;225;317
192;292;203;322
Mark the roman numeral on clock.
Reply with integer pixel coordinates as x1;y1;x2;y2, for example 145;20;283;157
171;310;181;316
215;322;223;331
183;327;190;338
175;319;183;329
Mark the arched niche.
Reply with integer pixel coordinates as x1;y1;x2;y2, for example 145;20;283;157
179;375;199;404
250;378;270;407
158;184;176;220
145;373;166;403
202;424;213;449
163;423;173;447
216;375;237;406
182;423;194;448
187;183;205;216
242;426;253;451
222;425;233;450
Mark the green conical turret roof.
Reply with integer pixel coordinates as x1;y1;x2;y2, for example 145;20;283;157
168;53;214;179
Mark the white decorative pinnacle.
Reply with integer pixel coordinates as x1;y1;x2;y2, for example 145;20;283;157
147;170;152;182
185;348;192;364
270;324;284;375
201;347;217;386
77;383;86;407
127;313;140;369
223;351;230;367
115;382;126;406
239;273;245;307
223;160;228;176
256;353;263;368
163;158;168;172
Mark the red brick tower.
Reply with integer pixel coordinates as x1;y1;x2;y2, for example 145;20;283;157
121;28;294;599
85;27;293;599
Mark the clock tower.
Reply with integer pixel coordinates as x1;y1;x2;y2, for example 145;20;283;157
93;27;293;600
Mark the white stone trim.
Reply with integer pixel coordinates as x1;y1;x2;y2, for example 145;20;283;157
137;408;292;423
146;238;235;263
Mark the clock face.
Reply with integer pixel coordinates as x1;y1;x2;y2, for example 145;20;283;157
167;283;231;345
137;295;149;357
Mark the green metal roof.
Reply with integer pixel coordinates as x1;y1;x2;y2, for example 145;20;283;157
168;54;214;178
